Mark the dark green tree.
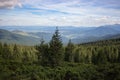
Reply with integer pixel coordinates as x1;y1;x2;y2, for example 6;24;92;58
36;38;50;66
40;43;49;66
0;42;3;59
13;44;22;62
64;39;75;62
2;43;12;61
92;48;98;64
36;38;45;61
74;49;80;63
96;48;108;64
49;27;64;67
117;47;120;63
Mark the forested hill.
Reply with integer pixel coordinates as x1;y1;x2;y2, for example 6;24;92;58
0;29;40;45
79;38;120;46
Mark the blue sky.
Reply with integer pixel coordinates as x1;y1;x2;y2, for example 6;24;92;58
0;0;120;27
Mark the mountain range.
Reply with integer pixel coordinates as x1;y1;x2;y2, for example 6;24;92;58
0;24;120;45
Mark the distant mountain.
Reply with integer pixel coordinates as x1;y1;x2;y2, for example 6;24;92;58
0;24;120;45
83;26;119;37
29;32;68;42
0;29;40;45
28;32;53;42
102;34;120;39
72;24;120;43
102;24;120;31
72;34;120;44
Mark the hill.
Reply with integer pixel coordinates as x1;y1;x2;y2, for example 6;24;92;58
0;24;120;45
0;29;40;45
72;24;120;43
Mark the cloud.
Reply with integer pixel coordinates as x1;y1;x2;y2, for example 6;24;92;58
91;0;120;9
0;11;120;27
0;0;120;26
0;18;2;21
22;0;120;17
0;0;22;9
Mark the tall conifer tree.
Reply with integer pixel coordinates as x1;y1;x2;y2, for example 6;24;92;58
64;39;75;62
49;27;63;67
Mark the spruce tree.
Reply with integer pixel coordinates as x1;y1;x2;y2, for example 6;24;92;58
118;49;120;63
96;48;107;64
64;39;75;62
49;27;63;67
40;43;49;66
74;49;80;62
13;44;22;62
36;38;45;61
91;49;98;64
2;43;12;61
0;42;3;59
36;38;50;66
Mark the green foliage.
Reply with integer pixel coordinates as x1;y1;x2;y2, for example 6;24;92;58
97;48;108;64
49;27;64;67
36;27;64;67
64;39;75;62
0;29;120;80
74;48;80;63
35;38;50;66
1;60;120;80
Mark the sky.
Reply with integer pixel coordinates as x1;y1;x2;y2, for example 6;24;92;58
0;0;120;27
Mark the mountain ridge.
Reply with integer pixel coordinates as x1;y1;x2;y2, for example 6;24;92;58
0;24;120;45
0;29;40;45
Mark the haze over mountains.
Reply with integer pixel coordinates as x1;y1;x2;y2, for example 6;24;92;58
0;24;120;45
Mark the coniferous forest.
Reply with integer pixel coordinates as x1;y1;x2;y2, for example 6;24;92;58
0;28;120;80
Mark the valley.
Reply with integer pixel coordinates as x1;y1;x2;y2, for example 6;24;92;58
0;24;120;45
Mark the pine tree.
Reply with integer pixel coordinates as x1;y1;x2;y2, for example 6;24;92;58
91;48;98;64
85;54;91;64
36;38;45;61
36;38;50;66
118;48;120;63
13;44;22;62
23;51;30;63
74;49;80;62
40;43;49;66
64;39;75;62
0;42;3;59
96;48;107;64
2;43;12;61
49;27;63;67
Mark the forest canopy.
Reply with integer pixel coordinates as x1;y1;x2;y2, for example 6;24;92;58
0;28;120;80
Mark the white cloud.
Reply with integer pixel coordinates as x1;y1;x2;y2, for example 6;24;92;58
0;11;120;27
0;0;22;9
21;0;120;16
0;0;120;26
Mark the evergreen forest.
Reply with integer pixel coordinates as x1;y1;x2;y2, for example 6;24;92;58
0;28;120;80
